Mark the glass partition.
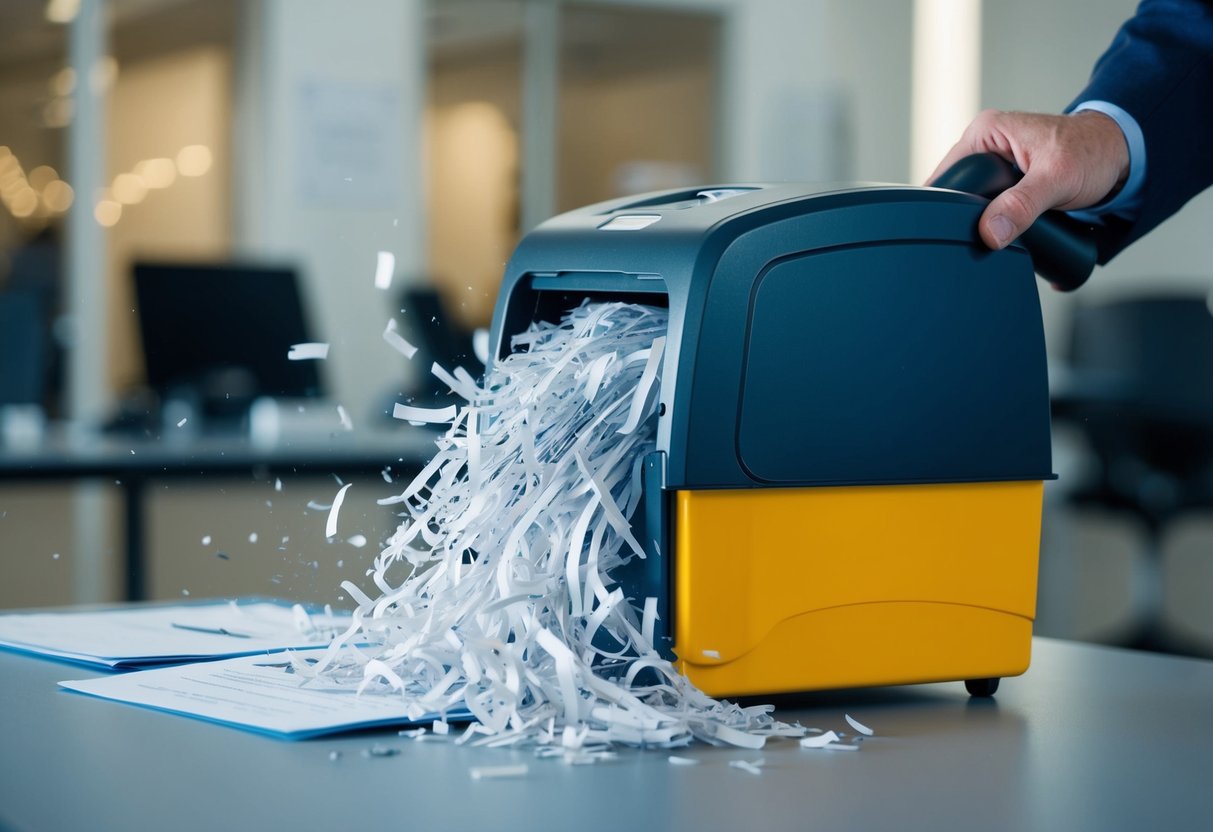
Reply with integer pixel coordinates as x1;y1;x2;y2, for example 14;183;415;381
4;0;723;614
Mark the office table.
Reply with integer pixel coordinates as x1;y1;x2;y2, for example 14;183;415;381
1;637;1209;832
0;427;435;601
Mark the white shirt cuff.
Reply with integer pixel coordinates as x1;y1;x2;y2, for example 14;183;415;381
1066;100;1146;222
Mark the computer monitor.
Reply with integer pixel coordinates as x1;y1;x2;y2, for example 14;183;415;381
133;261;323;402
0;291;47;407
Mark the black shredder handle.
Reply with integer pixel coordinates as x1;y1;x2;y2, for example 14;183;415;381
932;152;1097;292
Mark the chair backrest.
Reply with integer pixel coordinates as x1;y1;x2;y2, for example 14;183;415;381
1069;295;1213;423
1065;294;1213;519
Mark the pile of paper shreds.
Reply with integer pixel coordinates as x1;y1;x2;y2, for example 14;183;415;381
304;302;804;760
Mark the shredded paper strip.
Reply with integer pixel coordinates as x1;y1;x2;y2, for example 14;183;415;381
308;302;802;754
287;342;329;361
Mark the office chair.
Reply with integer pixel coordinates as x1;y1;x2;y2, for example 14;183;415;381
1053;293;1213;652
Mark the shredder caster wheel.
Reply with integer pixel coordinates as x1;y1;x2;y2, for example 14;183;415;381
965;677;1000;697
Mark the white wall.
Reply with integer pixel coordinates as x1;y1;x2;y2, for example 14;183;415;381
732;0;914;185
588;0;861;183
234;0;428;421
823;0;913;184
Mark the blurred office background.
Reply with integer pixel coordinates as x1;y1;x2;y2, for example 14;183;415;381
2;0;1213;658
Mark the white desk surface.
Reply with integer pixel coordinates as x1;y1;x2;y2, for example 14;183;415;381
1;636;1210;832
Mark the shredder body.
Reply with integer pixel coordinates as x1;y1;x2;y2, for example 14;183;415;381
487;182;1053;696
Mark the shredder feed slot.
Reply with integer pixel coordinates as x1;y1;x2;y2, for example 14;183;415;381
529;273;668;294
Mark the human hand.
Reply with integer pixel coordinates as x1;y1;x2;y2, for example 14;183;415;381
927;109;1130;250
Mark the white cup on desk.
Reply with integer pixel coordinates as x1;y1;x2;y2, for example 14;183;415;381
249;396;346;449
0;403;46;450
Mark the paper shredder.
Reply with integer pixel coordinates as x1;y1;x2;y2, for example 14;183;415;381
486;154;1095;697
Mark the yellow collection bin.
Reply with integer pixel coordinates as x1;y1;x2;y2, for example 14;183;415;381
673;482;1042;696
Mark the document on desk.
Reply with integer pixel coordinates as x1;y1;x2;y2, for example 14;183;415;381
0;602;348;670
59;655;446;739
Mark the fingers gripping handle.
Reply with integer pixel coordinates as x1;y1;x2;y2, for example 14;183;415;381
931;153;1097;292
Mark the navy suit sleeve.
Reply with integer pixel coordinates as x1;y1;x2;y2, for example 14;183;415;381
1067;0;1213;263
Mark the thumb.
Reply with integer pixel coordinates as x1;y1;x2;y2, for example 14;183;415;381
978;171;1062;250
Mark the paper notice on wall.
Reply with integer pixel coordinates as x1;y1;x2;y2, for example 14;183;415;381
295;79;403;208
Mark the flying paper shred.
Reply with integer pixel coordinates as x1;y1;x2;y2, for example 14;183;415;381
845;714;874;736
337;405;353;431
472;328;490;364
392;403;456;424
374;250;396;290
326;483;352;539
383;319;418;360
288;342;329;361
308;303;801;755
469;765;528;781
431;362;477;401
363;745;399;758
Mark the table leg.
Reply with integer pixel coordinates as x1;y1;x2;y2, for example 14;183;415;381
125;477;146;601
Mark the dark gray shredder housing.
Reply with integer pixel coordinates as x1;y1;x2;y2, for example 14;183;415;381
486;174;1068;654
